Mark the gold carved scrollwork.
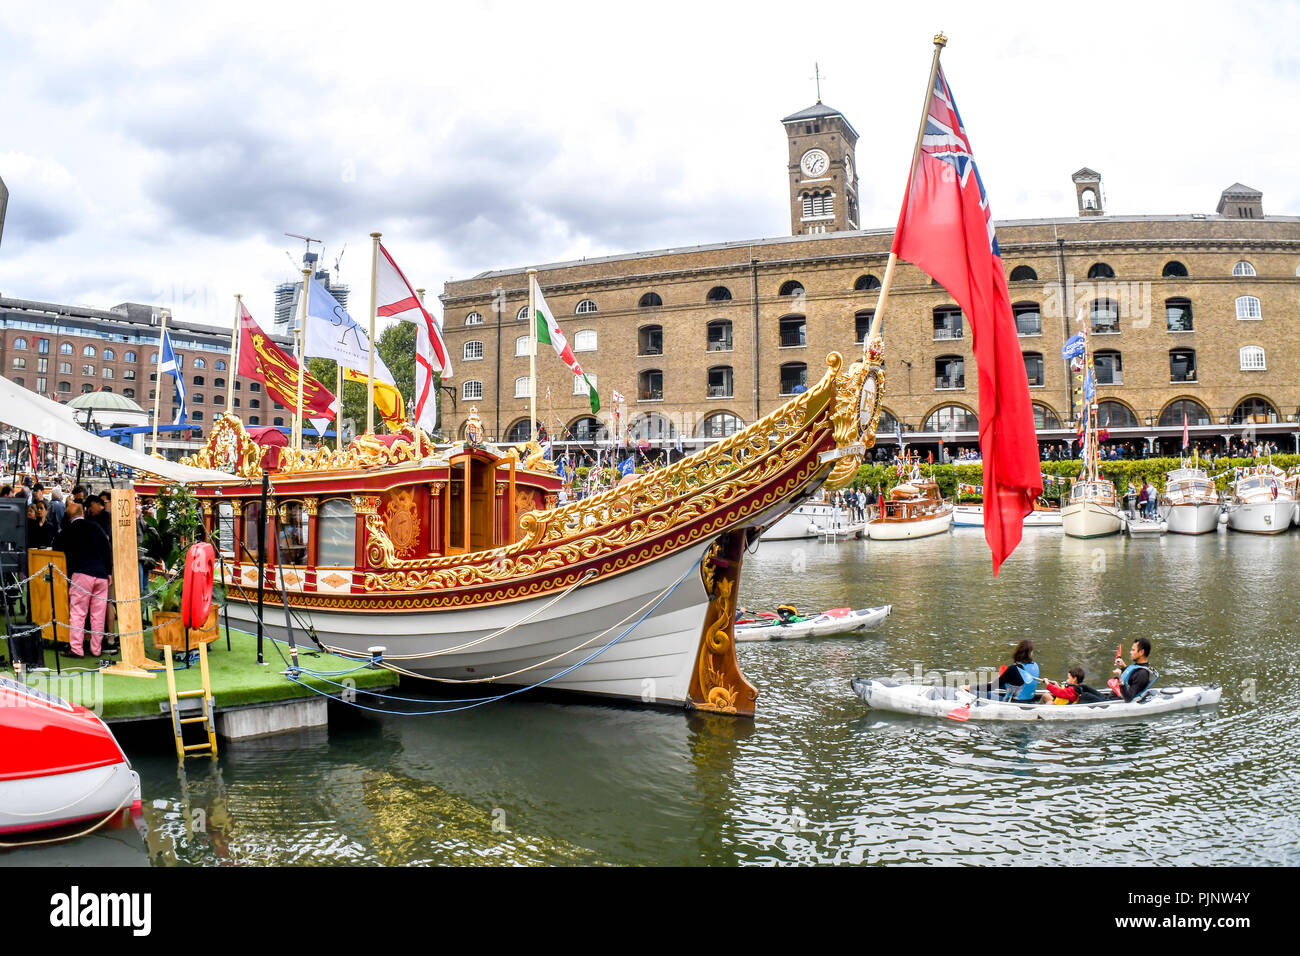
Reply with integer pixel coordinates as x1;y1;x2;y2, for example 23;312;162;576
302;498;319;517
200;501;213;517
823;341;887;490
230;500;244;517
180;413;263;478
503;439;558;474
353;495;380;517
689;533;757;716
278;424;436;475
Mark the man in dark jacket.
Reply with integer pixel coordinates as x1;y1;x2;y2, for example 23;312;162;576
1113;638;1154;702
57;500;113;658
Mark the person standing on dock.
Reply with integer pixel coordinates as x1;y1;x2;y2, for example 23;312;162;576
56;499;113;659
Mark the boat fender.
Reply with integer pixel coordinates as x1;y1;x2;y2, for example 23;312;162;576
182;542;217;629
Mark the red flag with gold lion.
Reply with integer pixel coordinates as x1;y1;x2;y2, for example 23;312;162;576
236;303;336;420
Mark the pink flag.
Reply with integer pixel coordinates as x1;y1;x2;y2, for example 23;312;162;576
375;243;452;433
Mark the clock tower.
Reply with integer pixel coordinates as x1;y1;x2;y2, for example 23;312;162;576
782;100;860;235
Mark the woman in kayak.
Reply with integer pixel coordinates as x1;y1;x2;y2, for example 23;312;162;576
962;640;1040;701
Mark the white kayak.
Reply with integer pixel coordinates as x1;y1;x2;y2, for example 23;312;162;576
736;605;891;642
849;677;1221;721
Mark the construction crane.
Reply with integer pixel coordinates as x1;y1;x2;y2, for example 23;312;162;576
333;243;347;283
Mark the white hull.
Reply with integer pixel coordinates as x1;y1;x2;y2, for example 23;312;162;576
227;541;714;707
1227;500;1295;535
761;503;836;541
0;763;140;836
866;509;954;540
851;678;1222;722
1126;518;1167;536
736;605;891;642
1164;502;1221;535
954;505;1061;528
1062;501;1123;539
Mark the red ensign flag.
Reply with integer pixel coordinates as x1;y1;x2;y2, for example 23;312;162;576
891;63;1041;574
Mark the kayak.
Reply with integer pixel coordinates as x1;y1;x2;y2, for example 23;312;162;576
736;605;891;642
849;677;1221;721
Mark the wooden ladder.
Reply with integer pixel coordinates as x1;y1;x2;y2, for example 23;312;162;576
163;643;218;760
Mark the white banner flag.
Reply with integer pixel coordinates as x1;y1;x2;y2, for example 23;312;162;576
304;278;395;385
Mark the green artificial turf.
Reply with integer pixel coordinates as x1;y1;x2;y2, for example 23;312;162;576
2;622;395;721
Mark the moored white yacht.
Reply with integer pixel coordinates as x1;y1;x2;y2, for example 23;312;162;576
1062;479;1124;539
866;475;954;540
1161;464;1221;535
1226;468;1294;535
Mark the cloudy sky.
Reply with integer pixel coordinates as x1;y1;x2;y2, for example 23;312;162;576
1;0;1296;332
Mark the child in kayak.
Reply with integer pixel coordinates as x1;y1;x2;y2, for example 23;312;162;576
1039;666;1085;704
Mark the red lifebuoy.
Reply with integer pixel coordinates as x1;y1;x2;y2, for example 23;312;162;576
182;542;216;629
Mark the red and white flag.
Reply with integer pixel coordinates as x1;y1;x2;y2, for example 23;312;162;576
1182;410;1189;450
375;243;452;433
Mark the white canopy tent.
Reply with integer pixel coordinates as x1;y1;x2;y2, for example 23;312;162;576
0;376;233;484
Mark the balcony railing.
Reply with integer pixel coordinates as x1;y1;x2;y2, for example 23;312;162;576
933;327;963;341
707;340;733;352
935;375;965;390
639;389;663;401
707;386;733;398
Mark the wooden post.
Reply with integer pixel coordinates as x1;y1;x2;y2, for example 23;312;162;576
103;489;156;678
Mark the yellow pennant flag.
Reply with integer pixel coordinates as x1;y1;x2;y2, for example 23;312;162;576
343;367;406;431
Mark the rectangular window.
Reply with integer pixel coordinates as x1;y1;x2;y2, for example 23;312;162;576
515;336;531;357
36;378;47;394
38;339;49;354
463;381;483;401
933;309;963;340
1094;353;1123;385
573;373;596;395
514;377;530;398
707;367;733;398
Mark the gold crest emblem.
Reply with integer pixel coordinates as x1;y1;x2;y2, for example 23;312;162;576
383;489;421;557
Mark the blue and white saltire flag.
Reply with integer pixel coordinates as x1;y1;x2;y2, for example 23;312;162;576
618;456;635;477
1062;332;1086;360
159;329;187;424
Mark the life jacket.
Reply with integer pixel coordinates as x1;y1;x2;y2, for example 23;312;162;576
1120;662;1155;697
1008;662;1040;701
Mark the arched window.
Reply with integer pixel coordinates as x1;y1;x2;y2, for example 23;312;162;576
215;360;227;371
570;416;606;442
854;310;874;343
933;306;963;340
465;311;484;325
11;357;25;369
1087;262;1114;279
513;375;532;399
573;330;597;352
83;345;96;357
123;388;134;399
1023;352;1045;387
924;405;978;432
505;419;538;443
317;498;356;567
124;351;136;362
84;365;95;376
1094;349;1123;385
1158;399;1210;427
1169;348;1196;382
1080;189;1098;211
779;280;805;298
573;372;596;396
514;335;531;357
277;500;309;566
193;357;205;369
1235;296;1261;319
935;355;964;390
1162;261;1188;278
249;399;259;409
12;338;26;350
192;375;205;386
779;362;807;395
80;383;92;393
706;286;732;302
878;408;900;435
103;348;115;361
60;343;73;354
57;381;70;393
800;191;834;219
192;393;203;404
1013;302;1041;336
638;292;663;309
1165;297;1193;332
631;413;676;441
1239;346;1266;371
1032;403;1062;429
854;274;882;291
274;417;284;426
102;367;114;379
463;340;484;361
707;366;733;398
707;320;733;352
1096;400;1138;428
250;382;260;392
575;299;598;314
699;412;744;439
778;315;806;348
1090;298;1120;334
1009;265;1038;282
1232;260;1256;277
101;387;112;393
516;305;530;321
213;377;225;389
638;325;663;356
1232;396;1276;424
638;369;663;401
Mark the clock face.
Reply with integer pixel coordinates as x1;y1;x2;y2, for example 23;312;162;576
801;149;830;177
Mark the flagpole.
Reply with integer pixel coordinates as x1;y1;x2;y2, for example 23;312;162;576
865;32;948;352
367;232;381;435
336;362;344;451
295;266;309;451
227;295;241;416
150;308;170;456
528;268;538;445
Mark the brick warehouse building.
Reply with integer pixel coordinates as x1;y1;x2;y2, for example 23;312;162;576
0;297;296;461
440;100;1300;458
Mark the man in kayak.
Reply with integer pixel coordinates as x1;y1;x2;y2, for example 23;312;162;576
962;640;1040;702
1113;638;1154;701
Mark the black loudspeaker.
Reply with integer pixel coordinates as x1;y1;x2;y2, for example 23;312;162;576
0;498;26;551
6;624;44;668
